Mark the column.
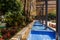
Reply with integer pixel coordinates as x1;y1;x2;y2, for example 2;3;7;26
58;0;60;39
45;0;48;29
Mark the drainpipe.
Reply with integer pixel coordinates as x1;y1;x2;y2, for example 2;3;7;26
45;0;48;29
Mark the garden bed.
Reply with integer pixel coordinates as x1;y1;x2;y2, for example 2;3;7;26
0;26;23;40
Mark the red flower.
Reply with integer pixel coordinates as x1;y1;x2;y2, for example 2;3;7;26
7;32;11;38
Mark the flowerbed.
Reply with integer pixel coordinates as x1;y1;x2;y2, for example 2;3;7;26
0;27;23;40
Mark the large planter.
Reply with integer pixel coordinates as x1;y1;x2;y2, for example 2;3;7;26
49;23;56;28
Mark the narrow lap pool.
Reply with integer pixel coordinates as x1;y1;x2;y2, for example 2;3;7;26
27;20;56;40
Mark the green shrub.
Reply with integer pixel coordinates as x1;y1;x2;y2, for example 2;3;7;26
3;0;24;27
4;12;25;27
0;0;23;14
0;0;32;28
48;13;56;20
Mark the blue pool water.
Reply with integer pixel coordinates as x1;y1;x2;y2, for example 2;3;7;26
27;20;56;40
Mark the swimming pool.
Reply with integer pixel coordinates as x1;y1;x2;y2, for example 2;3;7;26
27;20;56;40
